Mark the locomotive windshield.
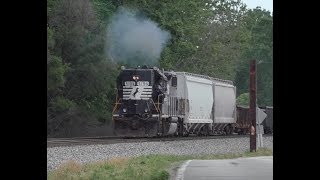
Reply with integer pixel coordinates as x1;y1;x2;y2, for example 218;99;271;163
119;69;153;86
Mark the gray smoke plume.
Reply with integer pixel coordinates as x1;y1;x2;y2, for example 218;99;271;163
106;7;171;66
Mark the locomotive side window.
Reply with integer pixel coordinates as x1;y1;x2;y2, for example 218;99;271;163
172;77;177;87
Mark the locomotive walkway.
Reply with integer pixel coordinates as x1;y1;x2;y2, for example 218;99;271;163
175;156;273;180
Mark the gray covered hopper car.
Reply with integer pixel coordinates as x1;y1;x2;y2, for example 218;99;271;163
165;72;237;135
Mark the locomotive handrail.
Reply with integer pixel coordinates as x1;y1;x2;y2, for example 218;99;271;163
157;94;165;112
112;88;121;115
151;99;160;113
112;98;122;114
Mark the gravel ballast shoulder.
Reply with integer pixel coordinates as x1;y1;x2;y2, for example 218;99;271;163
47;136;273;172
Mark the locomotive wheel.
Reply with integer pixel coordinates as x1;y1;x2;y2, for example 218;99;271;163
224;125;232;135
177;118;183;137
202;125;210;136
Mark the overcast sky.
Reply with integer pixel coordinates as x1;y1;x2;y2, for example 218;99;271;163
241;0;273;12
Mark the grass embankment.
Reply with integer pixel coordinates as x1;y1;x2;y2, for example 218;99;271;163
48;148;272;180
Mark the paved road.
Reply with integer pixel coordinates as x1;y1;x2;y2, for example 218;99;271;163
176;156;273;180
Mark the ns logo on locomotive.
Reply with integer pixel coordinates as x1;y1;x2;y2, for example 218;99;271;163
112;65;237;137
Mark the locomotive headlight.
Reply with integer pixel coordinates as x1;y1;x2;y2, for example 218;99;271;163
144;108;148;113
133;76;139;80
123;108;127;113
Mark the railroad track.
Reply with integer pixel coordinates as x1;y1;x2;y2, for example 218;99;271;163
47;134;273;147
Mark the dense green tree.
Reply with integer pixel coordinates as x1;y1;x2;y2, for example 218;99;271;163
47;0;119;137
236;93;249;106
234;8;273;106
115;0;250;81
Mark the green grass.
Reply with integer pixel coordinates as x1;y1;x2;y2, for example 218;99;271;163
48;148;272;180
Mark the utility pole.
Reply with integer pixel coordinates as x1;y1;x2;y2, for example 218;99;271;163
250;60;257;152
